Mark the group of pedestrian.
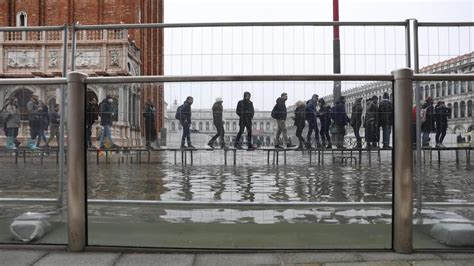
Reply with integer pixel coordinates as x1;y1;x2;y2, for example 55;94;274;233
413;96;451;148
175;92;395;150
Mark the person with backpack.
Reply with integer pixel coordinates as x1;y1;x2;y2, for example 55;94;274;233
235;92;255;150
350;98;363;149
271;93;294;149
293;100;307;150
421;96;435;147
318;98;332;149
46;104;60;147
207;97;226;149
305;94;322;149
378;93;393;148
143;98;158;149
332;96;350;149
98;95;118;149
4;97;20;149
26;94;41;149
177;96;195;149
434;100;451;147
365;96;379;149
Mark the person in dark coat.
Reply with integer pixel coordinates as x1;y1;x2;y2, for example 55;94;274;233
272;93;294;148
179;96;194;149
350;98;363;149
26;94;41;149
143;98;158;149
318;98;332;149
421;96;435;147
332;96;350;149
434;100;451;147
208;97;226;149
293;101;306;150
235;92;255;150
98;95;118;149
365;96;379;148
46;104;60;147
37;101;50;147
305;94;322;149
86;98;99;148
378;93;393;148
4;97;20;149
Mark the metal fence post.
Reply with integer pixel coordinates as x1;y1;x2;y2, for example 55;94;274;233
405;19;411;68
58;24;68;208
67;71;87;251
392;68;414;253
71;23;77;71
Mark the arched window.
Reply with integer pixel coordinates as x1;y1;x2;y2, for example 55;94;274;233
460;101;466;118
435;83;440;98
232;122;236;131
192;122;196;129
430;84;435;97
448;82;453;95
253;122;257;129
447;103;452;119
441;82;446;97
453;102;459;118
199;122;203;130
205;122;210;131
425;86;430;98
226;122;229;130
171;122;175;131
16;12;27;27
461;81;467;94
469;81;474;92
467;100;472;117
260;122;264;130
454;81;459;94
266;122;270;130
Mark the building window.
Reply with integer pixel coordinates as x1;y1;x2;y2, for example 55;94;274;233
447;103;452;119
441;82;446;97
468;100;473;117
266;122;270;130
461;81;467;94
171;122;175;131
253;122;257;129
206;122;210;131
460;101;466;118
424;86;429;98
454;81;459;94
435;83;440;98
430;84;435;97
232;122;236;131
453;102;458;118
469;81;474;92
16;12;27;27
192;122;196;129
226;122;230;131
199;122;203;130
260;122;264;130
448;82;453;95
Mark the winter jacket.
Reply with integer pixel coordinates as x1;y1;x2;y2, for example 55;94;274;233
40;105;50;130
49;110;60;127
378;99;393;126
294;105;306;128
351;101;363;128
434;105;450;129
333;100;349;126
179;101;192;126
5;103;20;128
365;101;379;142
305;100;318;123
27;99;40;122
272;97;287;121
318;105;332;128
99;100;115;126
421;102;435;133
212;102;223;124
236;93;254;124
86;102;99;127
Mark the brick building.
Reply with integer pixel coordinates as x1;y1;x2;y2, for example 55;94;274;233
0;0;165;145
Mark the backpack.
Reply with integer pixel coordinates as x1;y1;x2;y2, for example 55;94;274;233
271;104;278;119
330;106;337;121
175;105;183;120
420;107;428;123
0;105;8;127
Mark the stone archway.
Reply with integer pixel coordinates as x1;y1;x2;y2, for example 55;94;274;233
12;88;34;120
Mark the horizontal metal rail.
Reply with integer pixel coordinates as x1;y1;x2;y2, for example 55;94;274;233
2;198;474;208
0;25;66;32
74;21;408;30
85;74;394;84
417;22;474;27
0;78;67;85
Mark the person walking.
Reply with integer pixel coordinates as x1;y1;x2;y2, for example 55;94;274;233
26;94;41;149
271;93;294;149
86;98;99;148
378;93;393;148
421;96;435;147
208;97;226;149
143;98;158;149
332;96;350;149
177;96;195;149
235;92;255;150
350;98;363;149
318;98;332;149
305;94;322;149
434;100;451;147
365;96;379;149
46;104;60;147
98;95;118;149
293;100;307;150
4;97;20;149
37;101;50;147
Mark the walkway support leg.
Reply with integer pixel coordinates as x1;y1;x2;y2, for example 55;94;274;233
392;68;414;254
67;72;87;252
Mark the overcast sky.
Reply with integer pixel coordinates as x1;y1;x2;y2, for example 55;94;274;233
163;0;473;110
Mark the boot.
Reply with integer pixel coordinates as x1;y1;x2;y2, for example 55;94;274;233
355;142;362;149
326;142;332;149
316;142;323;149
6;137;17;149
28;139;38;150
187;143;196;149
207;141;215;149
